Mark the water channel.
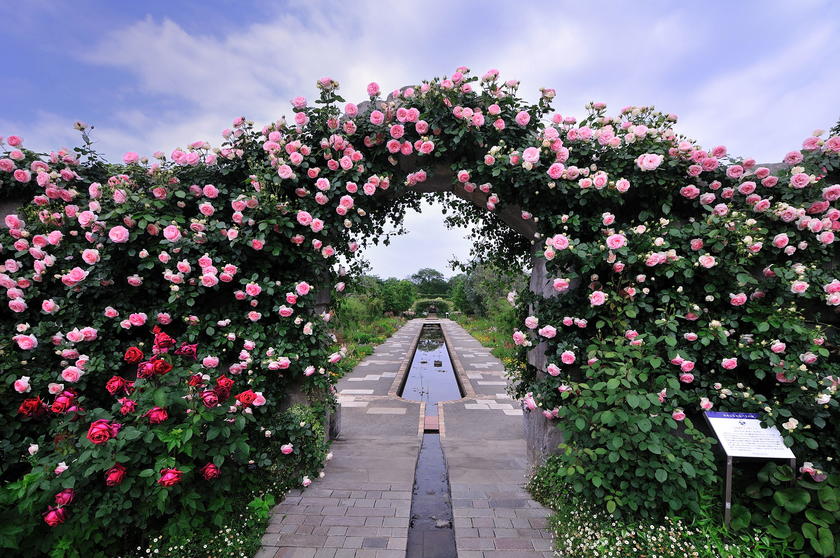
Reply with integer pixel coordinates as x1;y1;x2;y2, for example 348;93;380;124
400;323;462;558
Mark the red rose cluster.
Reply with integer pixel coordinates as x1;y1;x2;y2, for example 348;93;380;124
42;489;75;526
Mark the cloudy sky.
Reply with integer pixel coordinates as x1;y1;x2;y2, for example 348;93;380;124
3;0;838;279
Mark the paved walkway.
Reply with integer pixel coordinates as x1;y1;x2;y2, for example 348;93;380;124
256;319;553;558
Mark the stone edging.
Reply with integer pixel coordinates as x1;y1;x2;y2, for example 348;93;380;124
388;322;424;397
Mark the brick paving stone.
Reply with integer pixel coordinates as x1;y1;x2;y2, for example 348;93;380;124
342;536;363;549
495;537;536;550
253;547;278;558
274;549;317;558
324;536;344;548
458;537;495;551
361;537;388;549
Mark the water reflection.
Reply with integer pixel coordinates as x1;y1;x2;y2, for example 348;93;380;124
400;324;462;416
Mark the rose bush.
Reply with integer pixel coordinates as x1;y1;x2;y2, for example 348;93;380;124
1;66;838;553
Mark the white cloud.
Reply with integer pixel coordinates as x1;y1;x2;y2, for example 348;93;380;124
359;199;474;280
678;22;840;161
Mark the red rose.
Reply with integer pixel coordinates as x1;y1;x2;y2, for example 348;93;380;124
157;468;183;487
136;361;155;379
174;342;198;359
236;389;258;406
215;375;234;401
86;419;114;445
43;506;67;527
105;376;126;395
50;393;75;414
200;463;221;480
152;327;176;351
152;359;173;375
124;347;144;363
199;390;219;408
18;397;46;417
118;397;136;415
187;374;205;387
54;488;75;506
143;406;168;424
104;463;126;486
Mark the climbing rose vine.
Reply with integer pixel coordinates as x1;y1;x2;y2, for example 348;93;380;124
0;66;838;554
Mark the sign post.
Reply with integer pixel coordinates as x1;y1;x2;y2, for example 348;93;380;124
704;411;795;525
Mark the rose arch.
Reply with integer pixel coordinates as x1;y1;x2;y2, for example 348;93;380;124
0;67;838;555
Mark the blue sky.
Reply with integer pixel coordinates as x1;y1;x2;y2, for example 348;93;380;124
3;0;838;279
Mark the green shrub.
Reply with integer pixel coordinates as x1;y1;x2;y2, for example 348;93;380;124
734;463;840;557
413;299;450;314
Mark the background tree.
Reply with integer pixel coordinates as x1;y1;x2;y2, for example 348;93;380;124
408;267;450;298
380;278;416;314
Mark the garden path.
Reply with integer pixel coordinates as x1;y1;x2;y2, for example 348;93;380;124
256;319;553;558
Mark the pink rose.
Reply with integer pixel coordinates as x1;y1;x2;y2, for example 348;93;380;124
14;376;31;393
82;249;100;265
108;226;129;243
790;280;809;294
202;356;219;368
636;153;664;171
672;409;686;421
790;173;810;189
128;313;147;326
772;233;789;248
729;293;747;306
588;290;607;306
721;358;737;370
61;366;82;383
698;255;716;268
546;364;560;376
42;299;59;314
295;282;311;296
553;278;570;292
605;234;626;250
13;334;38;350
538;325;557;339
61;267;89;287
560;351;575;365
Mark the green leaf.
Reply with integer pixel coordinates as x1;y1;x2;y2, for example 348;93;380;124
606;378;620;390
655;469;668;483
767;522;791;539
730;504;751;530
813;527;834;557
774;487;811;513
626;394;640;408
818;485;839;511
805;509;834;528
139;469;155;478
606;500;616;514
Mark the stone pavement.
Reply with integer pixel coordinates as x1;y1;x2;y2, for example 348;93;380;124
256;319;553;558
